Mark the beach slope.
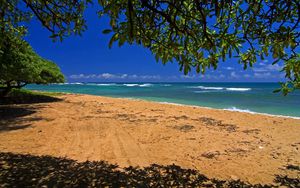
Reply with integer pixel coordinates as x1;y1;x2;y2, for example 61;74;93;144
0;94;299;184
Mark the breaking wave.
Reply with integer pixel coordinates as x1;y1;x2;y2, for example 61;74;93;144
224;107;254;113
226;88;251;91
189;86;224;90
139;83;153;87
123;83;153;87
123;84;139;87
190;86;251;92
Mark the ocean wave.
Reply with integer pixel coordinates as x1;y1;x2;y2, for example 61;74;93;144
190;86;251;92
158;102;185;106
139;83;153;87
156;102;300;119
123;84;139;87
190;86;224;90
53;83;65;85
226;88;251;91
95;83;117;86
193;90;216;93
61;82;83;85
223;107;300;119
122;83;153;87
224;107;254;113
162;84;171;86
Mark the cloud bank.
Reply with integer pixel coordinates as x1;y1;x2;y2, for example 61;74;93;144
68;63;285;82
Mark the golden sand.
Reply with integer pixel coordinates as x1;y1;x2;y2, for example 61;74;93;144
0;94;299;184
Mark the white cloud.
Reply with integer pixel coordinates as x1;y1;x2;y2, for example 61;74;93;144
180;73;226;80
128;74;138;79
254;72;272;78
219;74;225;79
230;71;240;78
180;75;196;79
244;74;251;78
100;73;116;79
69;73;161;80
70;74;86;79
253;64;282;72
140;75;161;79
225;66;234;70
167;75;178;80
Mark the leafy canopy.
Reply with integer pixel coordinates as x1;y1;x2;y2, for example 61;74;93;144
99;0;300;95
1;0;299;95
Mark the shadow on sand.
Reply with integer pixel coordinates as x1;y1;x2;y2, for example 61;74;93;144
0;91;62;105
0;106;42;132
0;152;298;187
0;92;62;132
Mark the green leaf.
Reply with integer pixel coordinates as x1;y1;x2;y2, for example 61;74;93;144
102;29;112;34
108;33;118;48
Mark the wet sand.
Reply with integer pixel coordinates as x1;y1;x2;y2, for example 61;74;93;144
0;94;299;184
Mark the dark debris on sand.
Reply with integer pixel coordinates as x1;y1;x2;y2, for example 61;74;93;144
198;117;238;133
168;124;195;132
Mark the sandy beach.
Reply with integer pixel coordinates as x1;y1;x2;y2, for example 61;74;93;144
0;93;299;185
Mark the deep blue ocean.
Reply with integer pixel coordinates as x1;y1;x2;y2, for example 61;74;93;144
26;82;300;118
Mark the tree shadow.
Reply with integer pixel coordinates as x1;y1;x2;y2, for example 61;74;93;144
0;106;41;132
0;92;62;105
1;152;297;187
0;90;62;132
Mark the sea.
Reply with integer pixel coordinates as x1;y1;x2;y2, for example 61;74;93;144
26;82;300;118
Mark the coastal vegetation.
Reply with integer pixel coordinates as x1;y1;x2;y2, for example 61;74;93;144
1;0;299;94
0;32;64;97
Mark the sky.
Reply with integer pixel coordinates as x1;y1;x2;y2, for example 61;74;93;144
25;4;285;83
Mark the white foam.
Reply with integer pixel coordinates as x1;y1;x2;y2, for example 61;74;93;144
224;107;254;113
223;106;300;119
123;84;139;87
64;82;83;85
96;83;117;86
226;88;251;91
158;102;186;106
190;86;224;90
189;86;252;92
139;83;153;87
193;90;214;93
155;102;300;120
163;84;171;86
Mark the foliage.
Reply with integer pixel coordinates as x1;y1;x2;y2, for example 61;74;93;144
0;0;91;41
0;32;64;96
98;0;300;94
1;0;299;94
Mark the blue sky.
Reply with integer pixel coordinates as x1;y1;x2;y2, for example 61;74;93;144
25;4;285;83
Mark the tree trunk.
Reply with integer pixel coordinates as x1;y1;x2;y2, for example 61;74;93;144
0;83;12;98
0;81;28;98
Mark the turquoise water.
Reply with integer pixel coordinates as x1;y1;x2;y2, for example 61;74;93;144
26;83;300;118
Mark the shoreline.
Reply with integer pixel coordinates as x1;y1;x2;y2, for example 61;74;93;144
125;97;300;120
158;101;300;120
26;81;300;119
29;89;300;120
1;92;300;184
